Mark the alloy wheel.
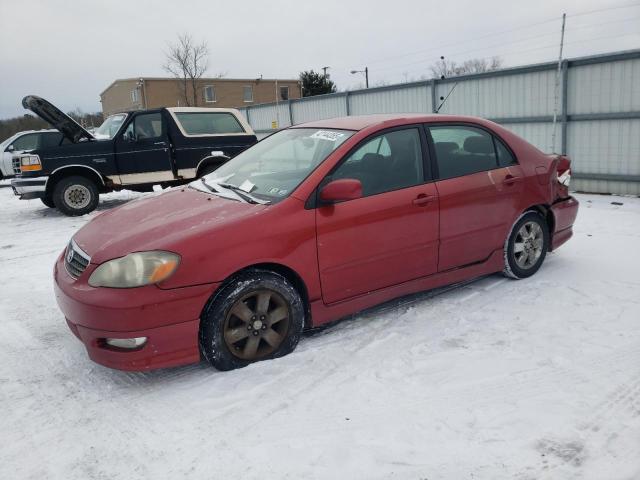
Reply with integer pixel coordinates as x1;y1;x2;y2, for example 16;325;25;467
223;289;291;360
513;221;544;269
64;185;91;210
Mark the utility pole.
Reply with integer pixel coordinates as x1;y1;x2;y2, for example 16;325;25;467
365;67;369;88
321;66;330;78
551;13;566;154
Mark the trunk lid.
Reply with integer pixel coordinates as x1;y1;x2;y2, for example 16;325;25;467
22;95;95;144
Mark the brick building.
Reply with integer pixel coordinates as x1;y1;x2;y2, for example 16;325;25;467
100;77;302;116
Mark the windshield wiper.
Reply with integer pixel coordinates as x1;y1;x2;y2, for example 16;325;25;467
217;182;270;205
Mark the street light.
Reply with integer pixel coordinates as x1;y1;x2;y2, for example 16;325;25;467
350;67;369;88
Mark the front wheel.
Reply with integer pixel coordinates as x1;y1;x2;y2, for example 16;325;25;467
199;270;305;371
40;195;55;208
52;176;99;216
503;211;549;279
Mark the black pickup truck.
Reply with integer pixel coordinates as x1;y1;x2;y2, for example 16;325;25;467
11;96;257;215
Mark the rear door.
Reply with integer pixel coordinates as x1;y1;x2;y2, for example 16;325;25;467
114;111;174;184
315;127;440;304
427;124;524;271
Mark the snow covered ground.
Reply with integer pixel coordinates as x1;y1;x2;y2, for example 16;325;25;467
1;180;639;480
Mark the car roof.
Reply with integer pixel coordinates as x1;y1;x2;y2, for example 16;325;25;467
292;114;494;131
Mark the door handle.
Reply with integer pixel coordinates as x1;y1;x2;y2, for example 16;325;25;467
412;194;434;206
503;174;521;185
154;141;167;146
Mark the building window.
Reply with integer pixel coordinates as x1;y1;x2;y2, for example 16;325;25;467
130;88;139;104
243;85;253;103
280;85;289;101
204;85;216;103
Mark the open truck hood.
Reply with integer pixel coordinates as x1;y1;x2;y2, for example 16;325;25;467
22;95;95;144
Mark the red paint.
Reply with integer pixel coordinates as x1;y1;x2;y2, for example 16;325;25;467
55;114;579;371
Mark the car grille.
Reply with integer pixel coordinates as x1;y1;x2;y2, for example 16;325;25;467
64;240;91;279
12;157;21;175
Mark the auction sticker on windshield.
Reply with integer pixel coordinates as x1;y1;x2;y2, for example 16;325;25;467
310;130;346;142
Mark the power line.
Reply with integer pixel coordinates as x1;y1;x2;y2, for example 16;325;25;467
336;2;640;76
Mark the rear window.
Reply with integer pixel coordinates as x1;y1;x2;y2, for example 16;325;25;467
175;112;245;135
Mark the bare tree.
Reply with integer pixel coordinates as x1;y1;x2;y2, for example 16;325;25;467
430;56;503;79
164;34;209;107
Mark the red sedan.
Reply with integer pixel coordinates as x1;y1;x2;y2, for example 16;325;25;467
54;114;579;371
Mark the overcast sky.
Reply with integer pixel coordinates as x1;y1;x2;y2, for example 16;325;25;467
0;0;638;119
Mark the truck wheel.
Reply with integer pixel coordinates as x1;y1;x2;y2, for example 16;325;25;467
40;195;55;208
199;269;305;371
52;176;99;216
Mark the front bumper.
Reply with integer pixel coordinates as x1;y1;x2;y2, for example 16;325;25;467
550;195;579;251
54;251;220;371
11;176;47;200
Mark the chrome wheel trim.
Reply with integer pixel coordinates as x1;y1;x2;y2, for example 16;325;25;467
513;221;543;269
64;185;91;209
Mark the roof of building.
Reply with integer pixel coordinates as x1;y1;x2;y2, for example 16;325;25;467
100;77;300;96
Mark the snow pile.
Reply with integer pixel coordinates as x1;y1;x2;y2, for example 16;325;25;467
1;181;639;479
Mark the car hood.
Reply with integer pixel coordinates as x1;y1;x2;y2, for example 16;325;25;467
73;188;267;265
22;95;95;144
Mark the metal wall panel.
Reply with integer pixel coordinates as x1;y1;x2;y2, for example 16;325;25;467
348;85;431;115
292;95;347;124
567;119;640;175
499;122;558;153
245;103;291;131
239;50;640;195
568;58;640;114
436;70;557;118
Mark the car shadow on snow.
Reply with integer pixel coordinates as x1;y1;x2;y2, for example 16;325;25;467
77;274;494;388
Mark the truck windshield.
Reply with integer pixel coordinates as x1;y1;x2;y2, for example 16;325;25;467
93;113;127;140
196;128;354;203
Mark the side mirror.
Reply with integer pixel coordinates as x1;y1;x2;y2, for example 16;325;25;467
319;178;363;204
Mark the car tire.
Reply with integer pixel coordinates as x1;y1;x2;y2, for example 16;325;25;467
199;269;305;371
503;210;549;279
40;195;55;208
52;176;99;216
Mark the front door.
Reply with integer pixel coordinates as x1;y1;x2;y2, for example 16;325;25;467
316;127;440;304
428;124;524;271
115;112;174;185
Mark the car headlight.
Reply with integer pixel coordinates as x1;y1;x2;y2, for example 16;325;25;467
88;251;180;288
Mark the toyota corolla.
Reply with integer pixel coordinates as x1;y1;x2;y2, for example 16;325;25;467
54;114;579;371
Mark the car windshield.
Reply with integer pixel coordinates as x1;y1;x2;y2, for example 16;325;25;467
196;128;354;202
93;113;127;140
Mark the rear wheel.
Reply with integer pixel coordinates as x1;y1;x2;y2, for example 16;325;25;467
503;211;549;279
52;176;99;216
199;269;304;371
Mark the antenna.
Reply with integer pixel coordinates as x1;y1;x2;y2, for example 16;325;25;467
551;13;567;153
434;56;459;114
435;82;458;113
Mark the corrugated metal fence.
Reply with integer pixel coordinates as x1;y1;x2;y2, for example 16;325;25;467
238;50;640;195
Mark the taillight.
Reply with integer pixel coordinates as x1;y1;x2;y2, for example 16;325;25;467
555;155;571;199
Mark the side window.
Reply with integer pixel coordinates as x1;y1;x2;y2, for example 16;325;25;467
10;134;40;151
124;113;163;141
495;138;517;167
40;132;63;148
429;126;497;180
332;128;423;197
